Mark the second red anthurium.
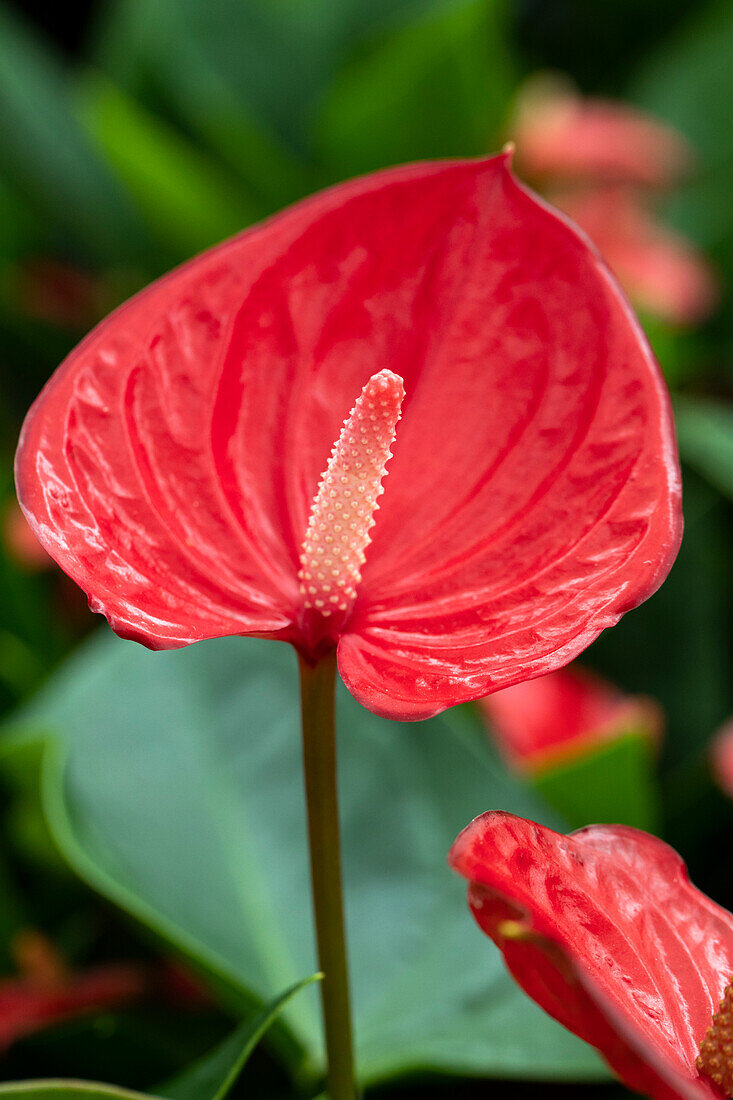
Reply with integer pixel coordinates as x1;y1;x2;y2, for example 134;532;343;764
450;812;733;1100
15;153;681;721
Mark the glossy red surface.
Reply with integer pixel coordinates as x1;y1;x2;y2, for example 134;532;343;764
450;812;732;1099
479;664;662;770
16;154;682;719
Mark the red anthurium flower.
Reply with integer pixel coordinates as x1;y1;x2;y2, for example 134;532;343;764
479;664;663;772
557;187;718;326
15;154;681;720
513;75;691;188
450;811;733;1100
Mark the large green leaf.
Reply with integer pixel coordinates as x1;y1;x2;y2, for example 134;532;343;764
5;634;605;1086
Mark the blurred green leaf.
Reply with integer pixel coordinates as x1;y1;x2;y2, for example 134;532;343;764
0;4;148;265
589;470;732;770
5;634;606;1087
77;78;262;261
0;177;39;259
90;5;313;211
317;0;515;175
157;974;320;1100
92;0;483;154
533;731;660;832
0;1084;149;1100
632;0;733;253
674;396;733;500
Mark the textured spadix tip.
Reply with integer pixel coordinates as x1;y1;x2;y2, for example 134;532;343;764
298;369;405;619
696;980;733;1095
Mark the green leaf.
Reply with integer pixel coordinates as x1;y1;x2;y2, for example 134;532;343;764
674;396;733;501
157;974;320;1100
632;0;733;253
92;0;482;154
0;1084;150;1100
76;78;262;260
316;0;514;175
0;4;148;265
6;634;606;1086
533;731;660;833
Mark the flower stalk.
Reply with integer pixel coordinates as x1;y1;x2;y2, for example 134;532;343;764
298;651;357;1100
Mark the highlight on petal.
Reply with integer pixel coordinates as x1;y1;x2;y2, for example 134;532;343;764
512;74;692;187
557;186;718;326
479;664;663;772
16;154;681;719
450;811;733;1100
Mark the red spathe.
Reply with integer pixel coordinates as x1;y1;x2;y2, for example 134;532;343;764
450;811;731;1100
15;155;681;720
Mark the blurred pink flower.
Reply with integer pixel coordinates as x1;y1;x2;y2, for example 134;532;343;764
511;76;718;327
513;75;691;188
479;664;662;772
558;187;719;326
3;500;53;571
711;719;733;799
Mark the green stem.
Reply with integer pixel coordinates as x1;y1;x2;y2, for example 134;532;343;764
298;651;357;1100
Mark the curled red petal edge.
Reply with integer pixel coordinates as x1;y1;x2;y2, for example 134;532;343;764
449;812;728;1100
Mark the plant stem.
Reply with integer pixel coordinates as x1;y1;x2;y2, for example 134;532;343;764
298;651;357;1100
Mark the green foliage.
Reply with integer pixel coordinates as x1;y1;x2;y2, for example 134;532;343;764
0;4;148;265
0;974;318;1100
633;0;733;253
533;731;660;833
316;0;515;175
675;396;733;500
77;78;262;261
5;633;605;1087
92;0;479;153
0;1085;149;1100
591;471;731;765
157;974;320;1100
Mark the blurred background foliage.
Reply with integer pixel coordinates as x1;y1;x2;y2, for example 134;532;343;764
0;1;731;1098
